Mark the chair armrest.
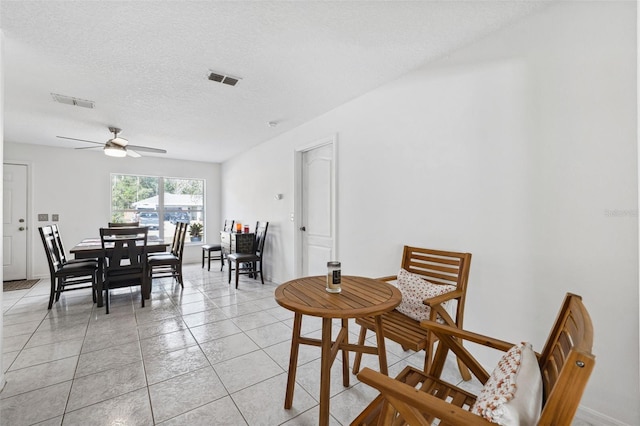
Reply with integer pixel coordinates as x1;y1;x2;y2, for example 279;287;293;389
357;368;491;425
423;289;464;307
376;275;398;283
418;322;517;383
419;322;515;352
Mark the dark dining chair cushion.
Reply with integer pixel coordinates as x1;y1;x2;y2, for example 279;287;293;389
58;261;99;274
148;254;179;265
227;253;260;263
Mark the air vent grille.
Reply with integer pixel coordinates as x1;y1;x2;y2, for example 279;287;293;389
207;71;241;87
208;72;224;83
222;76;238;86
51;93;95;108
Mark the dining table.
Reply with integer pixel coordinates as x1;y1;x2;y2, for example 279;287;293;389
70;236;169;307
274;275;402;426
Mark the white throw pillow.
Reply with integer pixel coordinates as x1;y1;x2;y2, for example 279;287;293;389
470;342;543;426
395;268;456;322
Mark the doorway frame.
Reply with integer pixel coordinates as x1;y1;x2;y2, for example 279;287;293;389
3;161;33;280
293;134;338;277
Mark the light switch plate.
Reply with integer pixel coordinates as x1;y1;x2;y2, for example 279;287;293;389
52;214;59;221
38;214;48;221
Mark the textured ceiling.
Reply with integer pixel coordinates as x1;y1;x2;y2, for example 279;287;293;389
1;1;547;163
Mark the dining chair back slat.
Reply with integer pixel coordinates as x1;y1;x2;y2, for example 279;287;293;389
223;219;235;233
108;222;140;227
51;224;99;266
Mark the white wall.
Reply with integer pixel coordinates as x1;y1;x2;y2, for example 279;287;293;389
0;29;6;391
222;2;638;424
3;142;221;278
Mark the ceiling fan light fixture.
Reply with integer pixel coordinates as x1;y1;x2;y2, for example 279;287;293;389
104;142;127;157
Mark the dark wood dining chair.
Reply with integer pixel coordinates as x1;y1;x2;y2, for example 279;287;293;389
51;224;98;265
148;221;188;289
227;221;269;288
201;219;234;271
39;226;99;309
100;226;148;314
148;220;181;259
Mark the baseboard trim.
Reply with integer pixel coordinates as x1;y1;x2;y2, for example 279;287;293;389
575;405;630;426
31;273;49;280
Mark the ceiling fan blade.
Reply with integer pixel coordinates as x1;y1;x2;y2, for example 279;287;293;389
127;144;167;154
127;149;142;158
74;146;101;150
57;134;165;155
56;136;103;145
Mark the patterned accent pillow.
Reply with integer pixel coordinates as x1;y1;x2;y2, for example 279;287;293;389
470;342;543;426
395;268;456;322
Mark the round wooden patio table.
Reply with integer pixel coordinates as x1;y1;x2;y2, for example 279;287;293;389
275;275;402;426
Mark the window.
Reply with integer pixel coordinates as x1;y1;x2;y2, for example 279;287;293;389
111;174;205;242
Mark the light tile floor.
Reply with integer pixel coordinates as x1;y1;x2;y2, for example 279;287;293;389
1;263;480;425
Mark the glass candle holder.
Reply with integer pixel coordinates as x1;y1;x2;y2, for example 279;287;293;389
326;261;341;293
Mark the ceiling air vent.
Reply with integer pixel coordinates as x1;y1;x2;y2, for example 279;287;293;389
51;93;95;109
207;70;241;87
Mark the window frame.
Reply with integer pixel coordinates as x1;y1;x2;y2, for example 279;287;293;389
110;173;205;243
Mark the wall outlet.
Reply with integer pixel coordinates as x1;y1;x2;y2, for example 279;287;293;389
52;214;59;221
38;213;48;221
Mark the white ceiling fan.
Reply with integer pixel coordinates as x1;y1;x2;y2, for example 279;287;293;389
57;127;167;158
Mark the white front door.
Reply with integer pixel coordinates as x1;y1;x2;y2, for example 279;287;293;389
298;139;337;276
3;164;28;281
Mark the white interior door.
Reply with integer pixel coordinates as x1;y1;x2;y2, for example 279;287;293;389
299;141;336;276
3;164;28;281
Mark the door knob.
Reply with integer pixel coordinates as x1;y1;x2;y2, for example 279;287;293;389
19;218;25;223
299;226;306;231
19;227;25;231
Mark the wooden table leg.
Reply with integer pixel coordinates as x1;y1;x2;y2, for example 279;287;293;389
284;313;302;409
352;326;367;374
374;315;389;375
319;317;332;426
341;318;350;387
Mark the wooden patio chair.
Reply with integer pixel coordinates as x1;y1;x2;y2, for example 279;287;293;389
352;293;595;426
353;246;472;379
